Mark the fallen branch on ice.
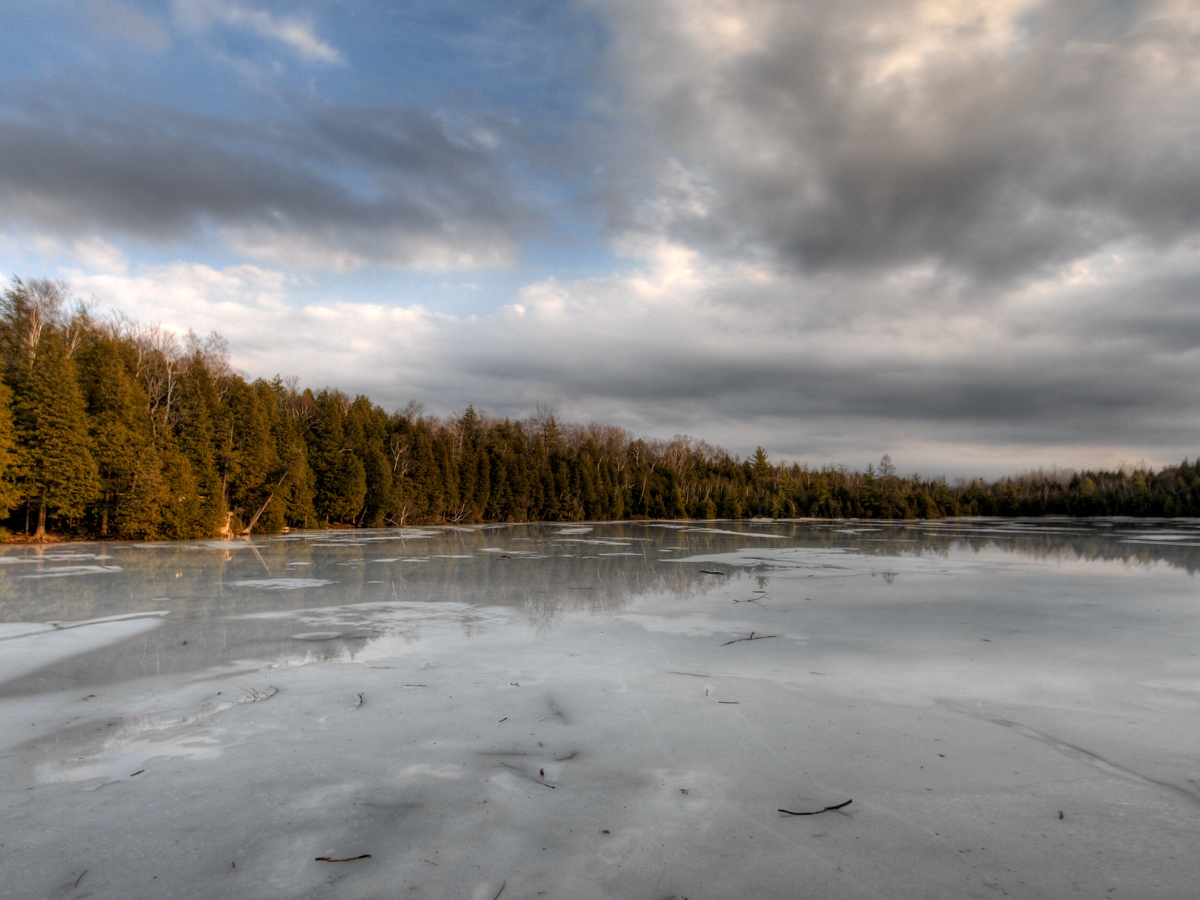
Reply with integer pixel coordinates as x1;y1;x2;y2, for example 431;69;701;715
722;631;777;645
778;799;852;816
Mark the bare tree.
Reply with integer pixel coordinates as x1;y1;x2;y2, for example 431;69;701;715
127;324;184;432
1;278;75;368
399;399;425;421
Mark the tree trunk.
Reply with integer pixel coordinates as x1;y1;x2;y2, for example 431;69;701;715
33;500;47;541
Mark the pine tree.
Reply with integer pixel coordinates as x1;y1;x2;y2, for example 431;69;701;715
173;363;226;536
77;333;166;537
12;332;99;538
345;396;391;525
0;378;17;517
308;391;366;524
216;378;273;527
246;379;314;533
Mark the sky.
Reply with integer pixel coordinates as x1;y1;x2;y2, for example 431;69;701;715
2;0;1199;477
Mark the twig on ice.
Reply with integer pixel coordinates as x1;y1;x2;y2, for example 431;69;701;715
315;855;372;862
722;631;778;645
778;799;852;816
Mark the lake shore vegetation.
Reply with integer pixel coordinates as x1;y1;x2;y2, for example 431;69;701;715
3;278;1198;541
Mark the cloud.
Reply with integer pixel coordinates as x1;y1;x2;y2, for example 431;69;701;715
0;95;533;270
9;0;1200;476
173;0;343;64
597;0;1200;283
69;231;1200;476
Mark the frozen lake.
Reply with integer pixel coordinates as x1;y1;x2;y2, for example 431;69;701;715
1;520;1198;899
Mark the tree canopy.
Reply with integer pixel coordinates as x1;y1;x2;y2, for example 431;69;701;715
2;277;1199;541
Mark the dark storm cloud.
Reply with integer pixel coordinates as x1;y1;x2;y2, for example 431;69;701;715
25;0;1200;474
604;0;1200;283
0;91;533;267
461;344;1196;442
382;237;1200;465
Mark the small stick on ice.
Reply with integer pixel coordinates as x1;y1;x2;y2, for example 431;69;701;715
74;870;87;887
352;693;364;710
778;799;852;816
722;631;778;645
315;854;372;862
491;882;507;900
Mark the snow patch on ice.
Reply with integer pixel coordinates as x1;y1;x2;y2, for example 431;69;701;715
227;578;334;590
16;565;123;579
0;613;167;692
684;528;787;538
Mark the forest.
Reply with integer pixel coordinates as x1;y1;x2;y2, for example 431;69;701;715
2;277;1199;541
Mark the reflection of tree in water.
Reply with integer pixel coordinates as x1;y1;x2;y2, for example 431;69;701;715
3;520;1199;692
520;558;718;634
4;522;1200;627
792;520;1200;575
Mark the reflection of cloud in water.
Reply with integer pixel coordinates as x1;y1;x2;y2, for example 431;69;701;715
684;528;787;538
227;578;334;590
5;519;1200;899
16;565;123;579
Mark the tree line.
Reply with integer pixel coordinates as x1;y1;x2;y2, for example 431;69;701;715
2;277;1198;541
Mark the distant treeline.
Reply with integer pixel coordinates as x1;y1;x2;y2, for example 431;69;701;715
3;277;1200;540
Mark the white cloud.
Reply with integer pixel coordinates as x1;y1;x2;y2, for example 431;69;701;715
71;237;128;275
173;0;343;65
222;221;518;272
58;227;1200;477
9;0;1200;479
596;0;1200;280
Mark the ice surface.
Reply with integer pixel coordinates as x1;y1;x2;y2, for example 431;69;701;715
2;520;1199;898
228;578;336;590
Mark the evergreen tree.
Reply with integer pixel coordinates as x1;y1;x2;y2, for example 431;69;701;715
308;391;367;524
216;378;273;527
345;396;392;525
248;379;314;533
172;362;226;536
0;378;17;517
77;333;166;537
12;332;99;538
